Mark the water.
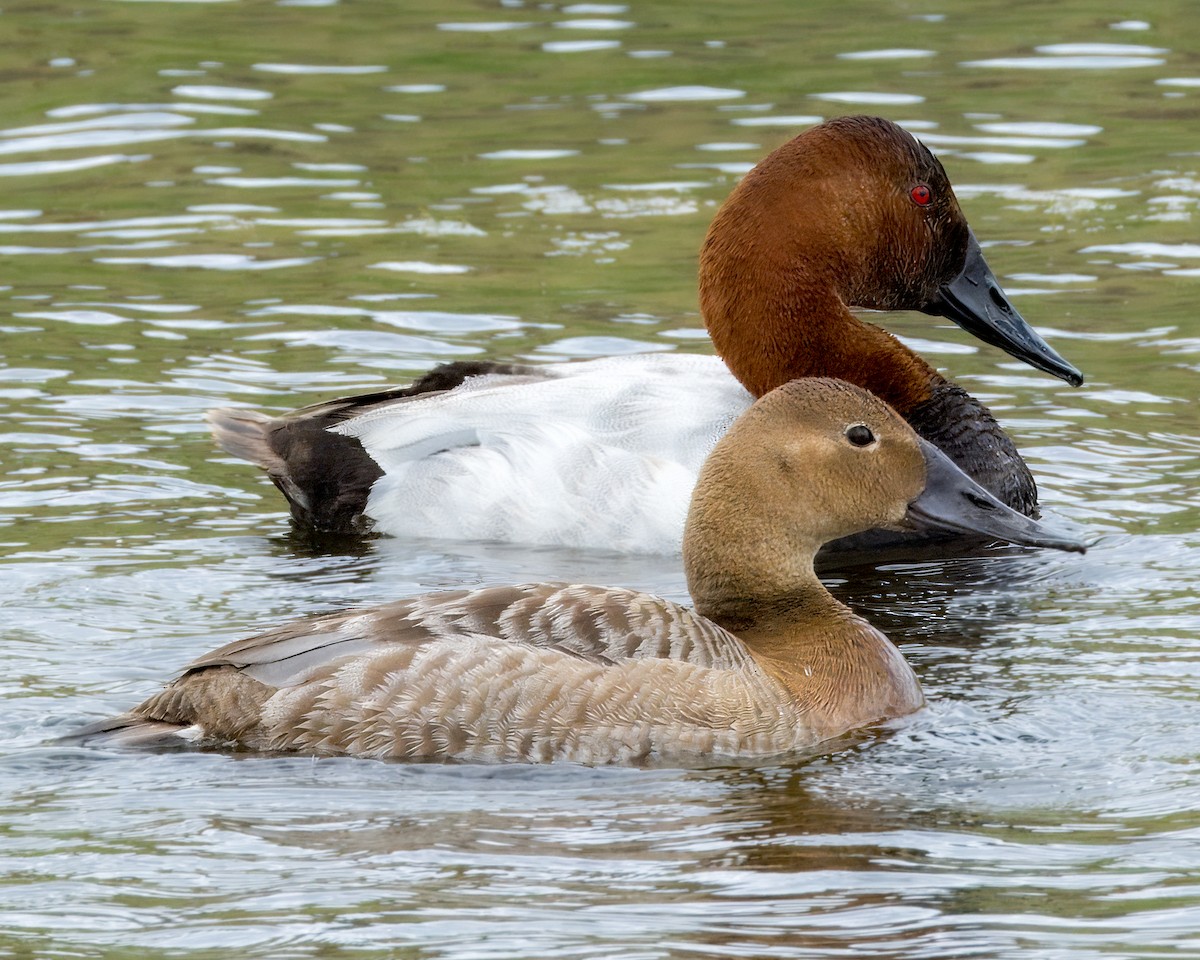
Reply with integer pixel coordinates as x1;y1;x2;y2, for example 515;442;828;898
2;0;1200;956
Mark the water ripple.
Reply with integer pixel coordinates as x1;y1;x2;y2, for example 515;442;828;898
625;86;745;102
94;254;322;271
837;48;936;60
1;5;1199;959
0;155;148;177
436;21;533;33
544;40;622;53
810;91;925;105
171;84;273;101
252;62;389;74
964;54;1165;69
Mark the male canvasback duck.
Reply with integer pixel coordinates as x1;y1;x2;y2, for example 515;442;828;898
86;380;1085;763
209;116;1083;554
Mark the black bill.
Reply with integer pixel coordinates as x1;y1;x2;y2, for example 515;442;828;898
904;439;1087;553
922;230;1084;387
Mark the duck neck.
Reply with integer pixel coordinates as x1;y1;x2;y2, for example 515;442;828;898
683;501;861;668
688;535;855;656
698;192;941;416
684;468;832;634
702;273;941;414
688;548;828;637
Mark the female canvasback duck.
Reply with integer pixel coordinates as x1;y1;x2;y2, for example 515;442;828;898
209;116;1083;554
90;380;1085;763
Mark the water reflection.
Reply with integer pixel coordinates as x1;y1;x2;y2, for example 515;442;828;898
2;0;1200;956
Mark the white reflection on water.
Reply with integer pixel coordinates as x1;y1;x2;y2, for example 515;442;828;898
0;122;326;158
1081;242;1200;258
624;86;745;102
1008;272;1097;284
0;214;232;233
547;230;629;256
251;62;389;74
605;180;708;191
0;128;188;154
371;261;472;274
563;3;629;12
921;132;1089;149
0;155;147;176
396;218;487;237
964;55;1165;69
246;305;526;335
543;40;622;53
598;196;698;218
46;102;258;117
810;91;925;105
956;151;1035;165
837;48;935;60
205;175;357;188
244;328;482;360
479;148;580;160
974;121;1103;137
534;335;674;358
553;18;634;29
171;85;273;101
17;309;152;325
950;184;1138;217
2;2;1200;958
95;254;322;270
2;112;196;136
1037;42;1168;56
729;114;823;129
436;21;533;33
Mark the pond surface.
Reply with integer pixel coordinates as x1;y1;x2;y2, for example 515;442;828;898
3;0;1200;956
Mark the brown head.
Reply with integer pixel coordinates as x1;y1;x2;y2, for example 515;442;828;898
698;116;1081;409
683;377;1085;627
683;378;925;622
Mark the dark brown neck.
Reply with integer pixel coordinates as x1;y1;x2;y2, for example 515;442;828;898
708;293;940;414
699;225;940;414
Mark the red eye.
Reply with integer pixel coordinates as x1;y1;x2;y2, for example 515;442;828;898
910;184;932;206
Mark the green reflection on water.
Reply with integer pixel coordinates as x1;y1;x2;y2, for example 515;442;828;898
1;5;1199;957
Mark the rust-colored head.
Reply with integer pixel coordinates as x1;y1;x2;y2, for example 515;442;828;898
698;116;971;409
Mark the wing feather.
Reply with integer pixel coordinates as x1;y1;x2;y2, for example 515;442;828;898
181;583;750;691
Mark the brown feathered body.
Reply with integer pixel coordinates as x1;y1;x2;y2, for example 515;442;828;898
125;583;917;764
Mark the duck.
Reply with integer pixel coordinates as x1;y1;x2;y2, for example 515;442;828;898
84;379;1086;764
208;116;1083;555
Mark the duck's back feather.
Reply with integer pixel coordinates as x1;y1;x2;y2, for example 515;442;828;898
94;583;806;763
192;582;756;682
335;354;751;552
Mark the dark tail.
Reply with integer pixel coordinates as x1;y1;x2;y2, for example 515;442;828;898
207;408;285;472
204;361;536;534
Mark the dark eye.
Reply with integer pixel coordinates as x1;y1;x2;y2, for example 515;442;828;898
845;424;875;447
910;183;932;206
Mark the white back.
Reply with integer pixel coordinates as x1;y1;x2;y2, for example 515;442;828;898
334;354;752;552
